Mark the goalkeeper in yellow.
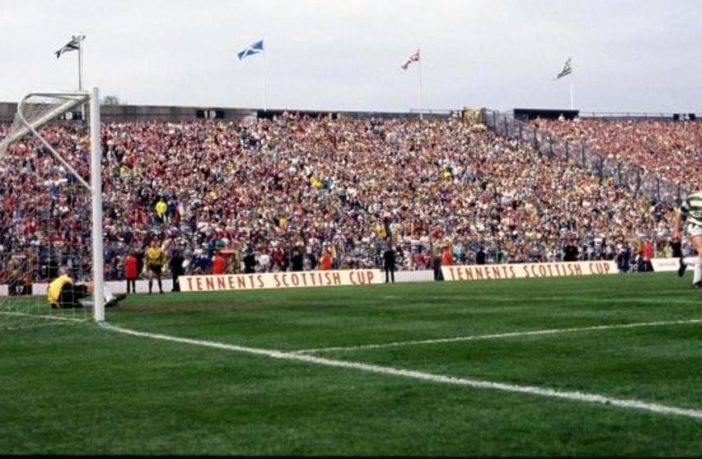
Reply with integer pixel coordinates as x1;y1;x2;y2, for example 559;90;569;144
145;240;167;294
47;267;125;309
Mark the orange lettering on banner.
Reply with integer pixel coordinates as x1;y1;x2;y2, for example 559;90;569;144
446;267;456;281
482;267;491;279
464;267;474;280
492;266;502;279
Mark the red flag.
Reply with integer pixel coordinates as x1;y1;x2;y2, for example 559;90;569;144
401;49;420;70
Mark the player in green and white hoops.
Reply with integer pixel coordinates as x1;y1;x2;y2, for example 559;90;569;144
674;191;702;287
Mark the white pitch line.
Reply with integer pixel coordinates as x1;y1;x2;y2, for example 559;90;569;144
100;322;702;421
0;321;80;331
292;318;702;354
0;310;87;323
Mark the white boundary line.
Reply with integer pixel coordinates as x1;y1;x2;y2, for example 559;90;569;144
100;322;702;421
0;321;80;331
293;319;702;354
0;310;87;323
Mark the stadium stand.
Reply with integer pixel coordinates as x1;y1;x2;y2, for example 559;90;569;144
532;117;702;195
0;112;678;282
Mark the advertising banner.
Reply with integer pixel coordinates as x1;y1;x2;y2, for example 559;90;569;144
442;260;617;282
650;258;679;273
179;269;383;292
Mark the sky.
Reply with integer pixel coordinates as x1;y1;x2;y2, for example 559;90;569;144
0;0;700;113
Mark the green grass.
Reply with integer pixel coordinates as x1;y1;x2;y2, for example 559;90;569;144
2;273;702;455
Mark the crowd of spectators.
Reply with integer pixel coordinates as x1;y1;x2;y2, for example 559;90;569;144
0;113;680;283
533;117;702;188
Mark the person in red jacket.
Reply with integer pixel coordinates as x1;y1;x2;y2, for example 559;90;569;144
320;248;333;270
124;251;138;294
212;251;227;275
441;245;453;266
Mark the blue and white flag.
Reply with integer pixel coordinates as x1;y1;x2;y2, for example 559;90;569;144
238;40;264;60
55;35;85;59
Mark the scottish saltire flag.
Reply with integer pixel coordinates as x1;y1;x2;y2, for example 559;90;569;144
55;35;85;59
555;57;572;79
238;40;264;60
401;49;420;70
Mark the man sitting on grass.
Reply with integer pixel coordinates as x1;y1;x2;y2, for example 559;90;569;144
47;267;126;309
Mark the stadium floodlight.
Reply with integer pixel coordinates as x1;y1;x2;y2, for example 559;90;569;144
0;88;105;322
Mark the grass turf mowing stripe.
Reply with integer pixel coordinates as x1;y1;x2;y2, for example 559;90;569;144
292;318;702;354
100;322;702;421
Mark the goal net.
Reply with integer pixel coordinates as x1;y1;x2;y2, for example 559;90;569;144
0;90;104;333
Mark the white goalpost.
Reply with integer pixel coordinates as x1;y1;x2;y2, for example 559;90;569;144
0;87;104;322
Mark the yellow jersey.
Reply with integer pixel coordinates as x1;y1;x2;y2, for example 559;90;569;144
145;246;166;266
155;200;168;217
47;275;73;306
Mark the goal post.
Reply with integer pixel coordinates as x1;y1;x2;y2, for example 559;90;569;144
0;87;104;323
89;87;104;322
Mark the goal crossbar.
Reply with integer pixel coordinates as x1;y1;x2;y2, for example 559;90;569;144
0;93;90;189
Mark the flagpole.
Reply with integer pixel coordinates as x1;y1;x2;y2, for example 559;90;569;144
78;35;85;120
569;78;574;110
262;36;268;112
78;38;83;92
418;46;423;120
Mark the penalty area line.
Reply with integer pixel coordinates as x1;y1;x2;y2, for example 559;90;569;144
100;322;702;421
293;318;702;354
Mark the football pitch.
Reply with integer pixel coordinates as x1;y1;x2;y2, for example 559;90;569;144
2;273;702;455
